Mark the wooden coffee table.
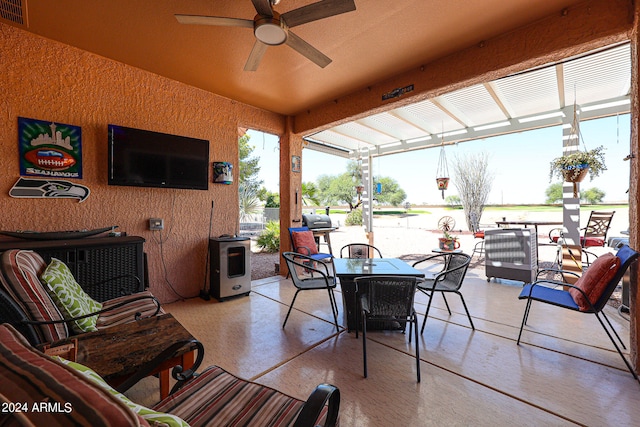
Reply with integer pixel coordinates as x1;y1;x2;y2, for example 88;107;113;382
41;313;197;399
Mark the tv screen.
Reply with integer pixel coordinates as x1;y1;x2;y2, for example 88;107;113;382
108;125;209;190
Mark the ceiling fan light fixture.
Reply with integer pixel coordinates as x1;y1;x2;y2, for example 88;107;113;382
254;16;287;45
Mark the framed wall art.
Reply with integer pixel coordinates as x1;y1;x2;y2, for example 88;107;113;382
213;162;233;184
291;155;301;173
18;117;83;179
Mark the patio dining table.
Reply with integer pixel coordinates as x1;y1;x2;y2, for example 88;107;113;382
494;220;562;236
333;258;424;332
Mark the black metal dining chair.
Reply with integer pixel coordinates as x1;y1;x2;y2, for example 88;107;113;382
412;252;473;333
354;275;420;382
340;243;382;259
282;252;340;333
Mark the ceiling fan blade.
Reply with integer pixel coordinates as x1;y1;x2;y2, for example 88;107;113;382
175;14;254;28
282;0;356;28
244;40;268;71
285;31;331;68
251;0;273;17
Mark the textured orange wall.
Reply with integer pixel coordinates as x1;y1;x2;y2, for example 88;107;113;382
0;22;285;303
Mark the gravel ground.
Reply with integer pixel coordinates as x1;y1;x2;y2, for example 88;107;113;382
248;206;629;288
250;252;280;280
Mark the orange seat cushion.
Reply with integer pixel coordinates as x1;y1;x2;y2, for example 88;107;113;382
291;231;318;255
474;231;485;239
569;253;620;311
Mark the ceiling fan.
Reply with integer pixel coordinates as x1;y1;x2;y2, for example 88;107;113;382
175;0;356;71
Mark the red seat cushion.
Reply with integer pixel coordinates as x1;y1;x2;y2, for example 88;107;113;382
474;231;485;239
291;231;318;255
569;253;620;311
581;236;605;247
551;236;605;247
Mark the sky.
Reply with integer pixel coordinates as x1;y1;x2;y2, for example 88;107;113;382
246;113;631;205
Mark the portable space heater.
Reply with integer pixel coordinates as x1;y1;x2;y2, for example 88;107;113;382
485;228;538;283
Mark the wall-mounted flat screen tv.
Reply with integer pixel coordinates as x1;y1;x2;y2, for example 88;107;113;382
108;124;209;190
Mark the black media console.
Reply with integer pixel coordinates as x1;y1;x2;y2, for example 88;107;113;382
0;236;146;302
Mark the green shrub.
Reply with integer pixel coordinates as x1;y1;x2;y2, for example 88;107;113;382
346;208;363;226
257;221;280;253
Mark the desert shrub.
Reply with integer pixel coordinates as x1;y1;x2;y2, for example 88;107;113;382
257;221;280;253
345;208;363;226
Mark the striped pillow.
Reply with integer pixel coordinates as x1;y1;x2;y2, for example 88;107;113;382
0;324;145;426
96;291;165;329
153;365;324;427
54;356;188;427
0;249;69;342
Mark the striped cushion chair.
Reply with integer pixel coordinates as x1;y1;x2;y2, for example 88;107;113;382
154;366;340;426
0;324;147;426
0;249;163;345
0;324;340;427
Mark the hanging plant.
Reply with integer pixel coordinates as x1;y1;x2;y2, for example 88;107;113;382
549;146;607;182
435;136;449;199
436;177;449;191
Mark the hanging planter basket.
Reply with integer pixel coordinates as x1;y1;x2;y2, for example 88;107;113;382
436;139;449;199
562;165;589;197
436;177;449;191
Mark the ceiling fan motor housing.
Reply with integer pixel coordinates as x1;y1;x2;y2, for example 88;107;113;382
254;12;287;45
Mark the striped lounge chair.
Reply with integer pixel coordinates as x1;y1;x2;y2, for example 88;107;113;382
0;248;162;345
0;323;340;426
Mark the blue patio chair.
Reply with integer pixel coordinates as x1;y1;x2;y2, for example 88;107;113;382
288;226;334;263
517;244;639;379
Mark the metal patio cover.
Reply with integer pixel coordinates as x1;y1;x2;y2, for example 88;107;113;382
305;43;631;159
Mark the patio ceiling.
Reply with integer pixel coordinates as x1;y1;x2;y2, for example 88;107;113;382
304;42;631;159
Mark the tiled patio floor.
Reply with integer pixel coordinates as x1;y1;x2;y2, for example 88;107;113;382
128;255;640;426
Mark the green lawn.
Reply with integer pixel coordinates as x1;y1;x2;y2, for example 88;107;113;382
328;204;627;216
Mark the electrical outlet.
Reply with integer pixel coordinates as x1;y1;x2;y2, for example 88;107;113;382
149;218;164;230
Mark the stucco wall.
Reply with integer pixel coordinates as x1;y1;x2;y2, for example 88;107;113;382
0;22;284;303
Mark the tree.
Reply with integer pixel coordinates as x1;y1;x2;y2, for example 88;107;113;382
238;133;263;221
257;187;279;207
317;172;360;210
445;195;461;207
545;182;563;204
315;160;407;210
238;133;263;194
301;182;321;206
582;187;605;204
452;152;494;231
373;176;406;206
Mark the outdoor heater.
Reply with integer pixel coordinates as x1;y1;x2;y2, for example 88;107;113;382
485;228;538;283
209;236;251;301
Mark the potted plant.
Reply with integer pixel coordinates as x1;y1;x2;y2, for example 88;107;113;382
549;145;607;183
438;230;460;251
